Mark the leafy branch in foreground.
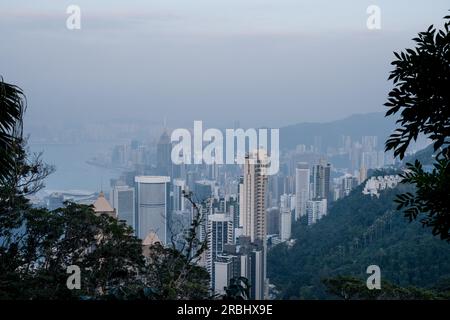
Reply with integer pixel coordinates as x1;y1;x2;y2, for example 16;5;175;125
395;158;450;241
223;277;251;300
385;13;450;160
0;79;26;183
384;12;450;241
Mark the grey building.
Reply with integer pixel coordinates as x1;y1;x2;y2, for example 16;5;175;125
110;185;135;230
135;176;171;244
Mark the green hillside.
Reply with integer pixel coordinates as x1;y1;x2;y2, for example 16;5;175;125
267;183;450;299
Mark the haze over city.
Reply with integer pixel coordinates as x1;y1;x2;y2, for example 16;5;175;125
1;0;449;131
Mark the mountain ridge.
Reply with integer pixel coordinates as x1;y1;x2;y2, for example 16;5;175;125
279;112;396;150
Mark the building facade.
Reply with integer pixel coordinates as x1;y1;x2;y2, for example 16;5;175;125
135;176;171;244
306;198;327;225
110;185;135;229
295;162;310;220
207;213;234;291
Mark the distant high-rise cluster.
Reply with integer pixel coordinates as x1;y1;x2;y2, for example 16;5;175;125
292;160;331;226
39;127;397;301
107;142;271;298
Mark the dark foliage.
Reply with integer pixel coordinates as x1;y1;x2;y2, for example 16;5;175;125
223;277;251;300
322;276;450;300
384;13;450;241
385;14;450;159
395;158;450;241
0;79;25;183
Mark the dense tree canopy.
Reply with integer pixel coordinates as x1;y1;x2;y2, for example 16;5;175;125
322;276;450;300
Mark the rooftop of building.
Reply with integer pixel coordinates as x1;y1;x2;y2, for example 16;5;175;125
93;192;115;216
135;176;171;183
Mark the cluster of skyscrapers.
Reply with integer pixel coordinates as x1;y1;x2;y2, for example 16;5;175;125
294;160;331;226
39;130;395;300
105;132;272;299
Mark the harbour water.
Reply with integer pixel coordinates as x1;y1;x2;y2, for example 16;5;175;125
29;143;120;193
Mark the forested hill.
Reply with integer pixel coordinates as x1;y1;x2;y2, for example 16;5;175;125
268;183;450;299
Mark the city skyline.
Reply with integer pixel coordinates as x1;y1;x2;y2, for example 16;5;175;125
2;1;449;304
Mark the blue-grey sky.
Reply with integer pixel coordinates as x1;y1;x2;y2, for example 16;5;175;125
1;0;449;131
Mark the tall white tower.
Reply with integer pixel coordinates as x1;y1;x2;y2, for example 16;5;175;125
240;149;269;242
239;149;269;299
295;162;310;220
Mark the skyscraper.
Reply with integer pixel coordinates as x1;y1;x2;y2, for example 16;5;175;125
295;162;310;220
135;176;171;244
110;185;135;229
341;174;359;197
156;130;172;177
207;213;233;291
186;171;198;193
306;199;327;225
359;166;367;184
266;208;280;235
194;180;214;203
215;238;265;300
214;255;237;295
312;160;331;203
239;149;269;299
280;207;291;241
172;178;186;211
240;149;269;242
238;237;265;300
362;136;378;152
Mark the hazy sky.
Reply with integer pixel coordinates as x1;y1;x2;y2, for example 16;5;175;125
1;0;449;130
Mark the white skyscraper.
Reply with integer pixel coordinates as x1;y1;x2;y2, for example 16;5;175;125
240;150;269;242
135;176;170;244
306;199;327;225
214;256;235;295
207;213;233;291
295;162;310;220
239;149;269;299
280;207;291;241
280;193;289;209
110;185;135;230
